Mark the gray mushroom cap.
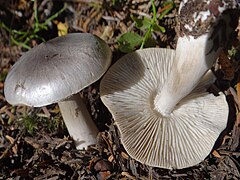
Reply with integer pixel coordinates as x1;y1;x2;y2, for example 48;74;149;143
100;48;228;169
4;33;112;107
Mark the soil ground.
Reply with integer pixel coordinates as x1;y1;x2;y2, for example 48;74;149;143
0;0;240;179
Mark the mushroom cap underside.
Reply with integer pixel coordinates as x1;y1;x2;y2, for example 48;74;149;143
4;33;112;107
100;48;228;169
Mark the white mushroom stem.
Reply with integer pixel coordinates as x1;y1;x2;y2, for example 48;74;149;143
58;94;98;149
154;34;221;116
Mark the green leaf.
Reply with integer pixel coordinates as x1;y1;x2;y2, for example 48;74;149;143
152;23;166;33
131;15;152;30
117;32;143;53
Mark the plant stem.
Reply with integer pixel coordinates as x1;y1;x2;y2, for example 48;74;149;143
140;0;156;49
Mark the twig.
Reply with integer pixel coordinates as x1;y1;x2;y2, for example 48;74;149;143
229;87;240;108
219;150;240;156
229;156;240;169
158;3;173;14
102;16;120;22
0;127;25;160
101;133;118;165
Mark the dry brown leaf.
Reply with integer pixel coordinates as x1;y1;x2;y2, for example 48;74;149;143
230;114;240;151
121;151;129;160
100;25;114;41
18;0;29;10
98;171;111;180
108;154;114;162
121;172;136;180
0;106;15;120
229;87;240;108
212;150;221;158
42;107;51;119
237;18;240;41
24;137;41;149
218;51;235;80
0;82;3;89
0;94;5;101
5;135;18;154
83;10;99;32
237;82;240;104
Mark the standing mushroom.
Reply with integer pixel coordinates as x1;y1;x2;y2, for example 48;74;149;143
154;0;239;116
100;48;228;169
4;33;112;149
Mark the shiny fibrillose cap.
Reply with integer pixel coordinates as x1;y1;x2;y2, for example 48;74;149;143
4;33;112;107
4;33;112;149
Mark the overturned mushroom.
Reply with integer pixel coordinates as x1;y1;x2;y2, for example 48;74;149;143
100;0;238;170
4;33;112;149
100;48;228;169
154;0;239;116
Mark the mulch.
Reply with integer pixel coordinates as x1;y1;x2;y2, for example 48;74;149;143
0;0;239;179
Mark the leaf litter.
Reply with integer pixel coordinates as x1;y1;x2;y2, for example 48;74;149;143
0;0;239;179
